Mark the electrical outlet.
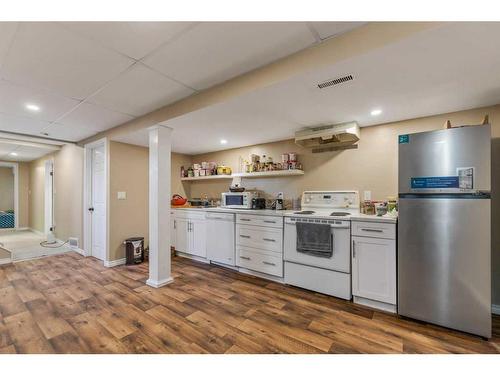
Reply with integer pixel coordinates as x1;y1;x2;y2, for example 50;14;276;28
117;191;127;200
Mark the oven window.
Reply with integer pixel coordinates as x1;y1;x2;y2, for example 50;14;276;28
226;195;243;206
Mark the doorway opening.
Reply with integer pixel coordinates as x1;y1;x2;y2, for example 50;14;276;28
0;162;18;230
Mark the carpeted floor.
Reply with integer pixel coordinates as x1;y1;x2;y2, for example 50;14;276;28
0;230;72;262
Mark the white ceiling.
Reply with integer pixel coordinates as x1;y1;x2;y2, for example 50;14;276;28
0;21;363;145
113;22;500;154
0;139;60;162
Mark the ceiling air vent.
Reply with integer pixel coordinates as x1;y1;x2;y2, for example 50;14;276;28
317;74;353;89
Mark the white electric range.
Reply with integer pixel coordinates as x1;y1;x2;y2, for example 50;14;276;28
283;191;359;300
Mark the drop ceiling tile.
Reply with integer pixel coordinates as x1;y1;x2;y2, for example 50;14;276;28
0;142;19;155
0;112;50;137
0;22;17;71
309;22;366;40
56;102;134;132
62;22;195;60
0;79;80;122
143;22;316;90
41;122;97;142
87;63;194;117
4;145;49;162
1;22;134;99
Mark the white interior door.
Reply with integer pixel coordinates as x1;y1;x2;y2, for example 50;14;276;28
90;145;106;260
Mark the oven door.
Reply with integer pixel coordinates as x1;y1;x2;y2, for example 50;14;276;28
284;217;351;273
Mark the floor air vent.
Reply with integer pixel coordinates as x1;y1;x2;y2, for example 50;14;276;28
317;74;353;89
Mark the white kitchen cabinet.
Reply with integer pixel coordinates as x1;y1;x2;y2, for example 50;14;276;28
190;218;207;258
173;210;207;259
206;212;235;266
174;217;189;254
236;213;283;277
170;211;177;248
351;224;397;312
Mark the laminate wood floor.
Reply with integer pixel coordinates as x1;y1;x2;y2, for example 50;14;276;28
0;252;498;354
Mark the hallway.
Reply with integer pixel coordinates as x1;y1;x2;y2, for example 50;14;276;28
0;230;72;263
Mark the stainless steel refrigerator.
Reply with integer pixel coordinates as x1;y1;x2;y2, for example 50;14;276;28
398;124;491;338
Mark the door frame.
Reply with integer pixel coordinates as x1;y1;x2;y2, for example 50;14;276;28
83;138;109;260
0;161;19;230
44;159;54;235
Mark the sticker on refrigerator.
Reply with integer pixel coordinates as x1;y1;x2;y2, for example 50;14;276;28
399;134;409;144
457;167;474;189
411;176;459;189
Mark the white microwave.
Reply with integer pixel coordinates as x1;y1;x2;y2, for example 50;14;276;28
221;192;258;209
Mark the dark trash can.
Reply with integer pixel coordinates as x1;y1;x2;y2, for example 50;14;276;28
124;237;145;265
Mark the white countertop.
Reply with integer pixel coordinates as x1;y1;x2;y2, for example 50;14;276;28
172;206;397;222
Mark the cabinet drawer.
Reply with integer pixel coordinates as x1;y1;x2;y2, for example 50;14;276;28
236;225;282;253
236;214;283;228
236;247;283;277
175;210;206;221
352;221;396;239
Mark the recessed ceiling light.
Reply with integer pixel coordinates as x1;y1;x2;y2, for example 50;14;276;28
25;103;41;112
371;109;382;116
220;139;228;145
9;152;18;156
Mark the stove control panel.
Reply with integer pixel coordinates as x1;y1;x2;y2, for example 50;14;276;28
301;191;359;209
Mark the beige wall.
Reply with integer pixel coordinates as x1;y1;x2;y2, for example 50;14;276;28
17;162;29;228
28;144;84;244
108;142;191;261
53;144;84;244
28;156;47;232
0;167;14;211
188;104;500;305
109;141;149;261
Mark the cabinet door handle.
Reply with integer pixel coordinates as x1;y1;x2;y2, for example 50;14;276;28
263;220;276;224
262;261;276;266
240;218;251;221
361;228;383;233
174;220;176;229
239;235;251;239
239;256;251;260
352;240;356;258
263;238;276;242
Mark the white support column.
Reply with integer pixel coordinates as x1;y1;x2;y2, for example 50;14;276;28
147;125;173;288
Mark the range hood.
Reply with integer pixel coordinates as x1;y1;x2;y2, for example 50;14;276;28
294;122;360;153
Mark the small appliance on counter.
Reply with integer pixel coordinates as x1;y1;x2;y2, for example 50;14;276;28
221;191;258;209
271;192;285;210
251;197;266;209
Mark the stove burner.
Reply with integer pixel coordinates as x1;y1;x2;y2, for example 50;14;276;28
294;210;315;215
330;212;351;217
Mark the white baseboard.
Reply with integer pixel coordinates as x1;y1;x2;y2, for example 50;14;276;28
175;251;210;264
0;257;12;265
353;295;397;314
104;258;126;267
29;228;45;236
238;267;285;284
146;277;174;288
492;304;500;316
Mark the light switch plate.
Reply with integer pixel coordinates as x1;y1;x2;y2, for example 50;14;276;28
363;191;371;201
117;191;127;200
